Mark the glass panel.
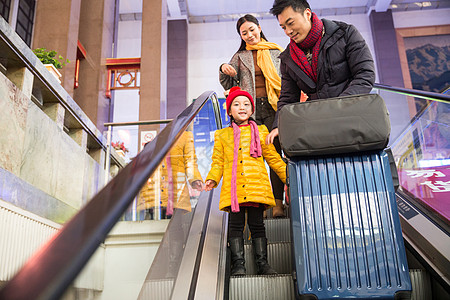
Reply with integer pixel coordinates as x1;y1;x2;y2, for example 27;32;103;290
0;0;11;21
14;22;26;39
377;90;415;144
388;93;450;223
136;98;218;299
15;0;35;46
110;123;166;222
58;96;219;299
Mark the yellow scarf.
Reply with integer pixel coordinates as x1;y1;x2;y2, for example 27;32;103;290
246;40;284;111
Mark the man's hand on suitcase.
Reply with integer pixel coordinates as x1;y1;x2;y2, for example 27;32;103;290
284;185;289;205
265;128;279;145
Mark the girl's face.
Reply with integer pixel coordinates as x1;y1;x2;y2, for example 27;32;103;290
239;21;262;45
229;96;253;125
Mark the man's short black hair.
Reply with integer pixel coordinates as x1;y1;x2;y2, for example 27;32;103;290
270;0;311;17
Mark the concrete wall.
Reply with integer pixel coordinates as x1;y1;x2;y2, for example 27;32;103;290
167;19;188;119
75;0;116;132
393;8;450;29
98;220;169;300
0;70;104;219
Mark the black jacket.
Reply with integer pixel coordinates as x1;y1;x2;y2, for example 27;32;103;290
274;19;375;128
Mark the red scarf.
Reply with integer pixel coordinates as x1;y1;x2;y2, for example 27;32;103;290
289;12;323;82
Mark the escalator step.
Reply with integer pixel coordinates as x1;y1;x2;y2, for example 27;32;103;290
410;269;432;300
244;218;291;244
229;274;295;300
243;242;292;275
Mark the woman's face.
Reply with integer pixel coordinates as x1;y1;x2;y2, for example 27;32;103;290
239;21;262;45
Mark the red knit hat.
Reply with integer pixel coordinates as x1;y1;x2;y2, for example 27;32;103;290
226;86;255;115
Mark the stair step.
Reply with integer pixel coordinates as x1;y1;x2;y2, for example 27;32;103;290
229;274;295;300
243;242;292;275
244;218;291;244
230;269;427;299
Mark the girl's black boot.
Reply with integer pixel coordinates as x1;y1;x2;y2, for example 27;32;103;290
229;237;246;276
252;237;277;275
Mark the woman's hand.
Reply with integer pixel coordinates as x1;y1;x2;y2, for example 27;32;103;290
221;63;237;77
204;179;217;191
191;180;204;192
284;185;289;205
265;128;279;145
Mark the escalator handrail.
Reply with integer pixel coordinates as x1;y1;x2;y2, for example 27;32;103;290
0;91;219;300
374;83;450;102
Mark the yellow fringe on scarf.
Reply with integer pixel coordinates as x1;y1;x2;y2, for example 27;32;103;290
246;40;284;111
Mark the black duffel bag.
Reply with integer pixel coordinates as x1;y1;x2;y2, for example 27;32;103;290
278;93;390;157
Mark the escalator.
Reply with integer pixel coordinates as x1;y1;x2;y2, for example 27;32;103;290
0;86;449;300
140;84;450;299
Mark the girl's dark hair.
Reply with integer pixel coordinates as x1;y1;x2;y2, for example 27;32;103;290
270;0;310;17
236;14;268;51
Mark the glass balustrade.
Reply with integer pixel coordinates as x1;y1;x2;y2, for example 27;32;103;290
378;88;450;225
58;94;221;300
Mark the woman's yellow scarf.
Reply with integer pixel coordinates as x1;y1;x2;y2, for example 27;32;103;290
246;40;284;111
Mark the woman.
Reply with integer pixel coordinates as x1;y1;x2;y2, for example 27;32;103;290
219;14;285;217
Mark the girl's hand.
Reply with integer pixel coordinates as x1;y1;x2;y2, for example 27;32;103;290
221;64;237;77
204;180;217;191
191;180;204;191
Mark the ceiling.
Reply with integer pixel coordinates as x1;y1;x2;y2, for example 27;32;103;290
119;0;450;23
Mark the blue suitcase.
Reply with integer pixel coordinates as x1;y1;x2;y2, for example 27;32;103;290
287;151;412;299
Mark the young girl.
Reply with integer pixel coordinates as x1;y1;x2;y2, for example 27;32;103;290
204;87;286;276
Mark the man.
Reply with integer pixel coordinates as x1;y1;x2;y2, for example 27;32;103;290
266;0;375;144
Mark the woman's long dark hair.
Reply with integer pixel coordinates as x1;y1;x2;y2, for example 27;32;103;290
236;14;268;51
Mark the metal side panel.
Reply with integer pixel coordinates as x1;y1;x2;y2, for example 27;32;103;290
194;183;229;300
287;151;412;299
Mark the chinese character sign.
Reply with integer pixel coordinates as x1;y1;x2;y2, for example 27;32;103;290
400;167;450;222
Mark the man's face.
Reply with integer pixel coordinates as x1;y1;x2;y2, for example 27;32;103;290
277;6;312;44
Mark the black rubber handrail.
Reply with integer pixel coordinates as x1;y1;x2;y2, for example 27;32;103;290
374;83;450;102
0;91;218;300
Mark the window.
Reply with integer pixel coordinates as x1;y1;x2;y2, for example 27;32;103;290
0;0;11;21
15;0;35;46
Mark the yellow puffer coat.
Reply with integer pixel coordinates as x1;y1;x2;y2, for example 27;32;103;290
138;131;203;212
206;125;286;211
